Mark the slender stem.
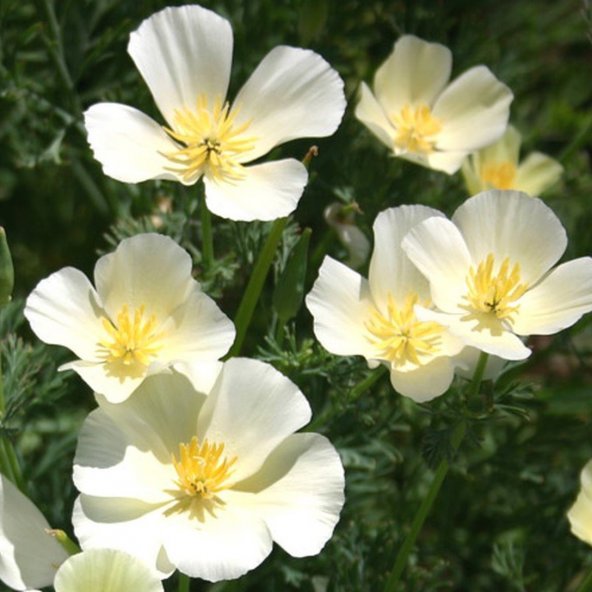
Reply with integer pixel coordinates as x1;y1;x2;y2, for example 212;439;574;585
227;217;288;357
178;573;190;592
576;564;592;592
382;354;489;592
200;199;214;271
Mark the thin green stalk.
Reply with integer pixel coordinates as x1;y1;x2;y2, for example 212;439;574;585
227;217;288;357
382;353;489;592
307;366;387;432
178;573;190;592
576;564;592;592
200;199;214;271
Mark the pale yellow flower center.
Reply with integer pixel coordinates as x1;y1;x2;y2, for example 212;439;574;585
99;304;164;366
172;436;237;501
365;293;443;366
480;161;517;190
391;104;442;154
163;95;256;183
464;253;527;321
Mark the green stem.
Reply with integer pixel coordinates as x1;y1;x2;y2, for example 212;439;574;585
307;366;387;432
576;564;592;592
178;573;190;592
227;217;287;357
200;199;214;271
382;354;489;592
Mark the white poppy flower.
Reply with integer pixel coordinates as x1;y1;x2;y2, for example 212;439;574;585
306;205;466;402
25;233;234;403
84;4;346;221
0;473;69;591
72;358;345;582
462;125;563;196
355;35;513;174
402;190;592;360
568;459;592;546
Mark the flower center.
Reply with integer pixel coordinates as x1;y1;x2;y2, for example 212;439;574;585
172;436;237;500
99;304;164;366
463;253;528;321
480;161;517;190
365;293;443;366
391;104;442;154
163;95;256;184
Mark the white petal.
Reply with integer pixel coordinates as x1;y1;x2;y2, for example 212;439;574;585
453;347;506;381
373;35;452;115
354;82;395;149
568;460;592;546
73;408;173;503
197;358;311;483
390;356;456;402
0;474;69;590
232;46;345;162
433;66;512;151
172;360;223;395
369;205;444;310
451;190;567;285
203;159;307;221
54;549;164;592
479;125;522;164
512;258;592;335
94;233;194;321
515;152;563;196
128;5;233;126
73;496;174;578
230;433;344;557
25;267;105;360
401;217;472;312
423;149;469;175
84;103;182;184
305;256;375;358
162;500;271;582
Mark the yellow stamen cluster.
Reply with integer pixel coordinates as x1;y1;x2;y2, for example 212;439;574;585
480;161;517;190
464;253;527;321
391;104;442;154
172;436;237;500
365;293;443;366
163;95;255;184
99;304;163;366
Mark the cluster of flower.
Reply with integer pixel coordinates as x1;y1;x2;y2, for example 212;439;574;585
1;4;591;590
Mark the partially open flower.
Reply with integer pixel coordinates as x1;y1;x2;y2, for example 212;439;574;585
306;205;466;402
402;190;592;360
568;460;592;546
25;233;234;403
461;125;563;196
355;35;513;174
72;358;345;582
84;5;345;221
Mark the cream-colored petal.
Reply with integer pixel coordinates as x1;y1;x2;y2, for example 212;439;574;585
230;433;344;557
94;233;195;321
374;35;452;115
568;460;592;546
354;82;395;149
433;66;512;152
451;190;567;285
453;347;506;381
128;5;233;126
369;205;444;311
479;125;521;164
401;217;472;313
25;267;105;361
72;496;174;578
515;152;563;196
161;499;272;582
423;149;469;174
390;356;456;402
232;46;345;162
197;358;311;484
54;549;164;592
461;155;484;195
305;256;375;358
172;360;223;395
203;159;307;221
84;103;183;184
0;475;69;591
511;258;592;336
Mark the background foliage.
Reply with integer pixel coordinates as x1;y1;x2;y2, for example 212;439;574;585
1;0;592;590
